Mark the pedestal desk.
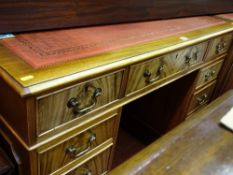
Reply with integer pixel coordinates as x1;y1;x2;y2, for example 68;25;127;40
0;15;233;175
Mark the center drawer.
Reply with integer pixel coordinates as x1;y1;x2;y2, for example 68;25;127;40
38;113;117;175
36;71;123;136
126;42;207;94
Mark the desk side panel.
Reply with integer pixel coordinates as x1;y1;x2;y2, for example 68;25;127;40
0;78;31;145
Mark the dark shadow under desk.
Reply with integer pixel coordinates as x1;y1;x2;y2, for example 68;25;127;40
110;90;233;175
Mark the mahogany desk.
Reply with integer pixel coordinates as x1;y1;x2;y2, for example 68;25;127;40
110;90;233;175
0;15;233;175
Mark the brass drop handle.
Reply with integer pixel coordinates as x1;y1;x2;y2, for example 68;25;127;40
204;70;216;81
196;93;208;105
216;41;226;54
66;131;96;158
67;86;102;115
75;167;92;175
185;55;192;65
144;64;164;84
83;169;92;175
185;50;199;65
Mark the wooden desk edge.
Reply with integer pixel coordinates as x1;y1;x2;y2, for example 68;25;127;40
109;90;233;175
0;22;233;97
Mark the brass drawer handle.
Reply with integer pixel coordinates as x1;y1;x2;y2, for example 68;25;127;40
66;131;96;158
144;64;164;84
185;50;198;66
71;167;92;175
216;41;226;54
204;70;216;81
82;168;92;175
67;85;102;115
83;169;92;175
196;93;208;105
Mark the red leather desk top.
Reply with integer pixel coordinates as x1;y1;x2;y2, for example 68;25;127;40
2;16;225;69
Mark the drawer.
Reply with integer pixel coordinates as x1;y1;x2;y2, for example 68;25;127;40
65;148;110;175
168;42;207;70
37;71;123;135
196;59;223;89
126;42;207;94
206;33;232;61
188;81;216;114
38;115;117;175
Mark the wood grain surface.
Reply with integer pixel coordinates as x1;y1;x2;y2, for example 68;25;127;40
39;116;116;175
0;77;31;144
0;1;233;33
110;90;233;175
195;59;223;89
126;42;207;94
47;139;113;175
188;81;216;114
205;33;233;61
66;148;110;175
37;71;122;135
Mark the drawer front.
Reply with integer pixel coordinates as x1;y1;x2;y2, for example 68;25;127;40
196;60;223;89
39;115;117;175
206;33;232;61
168;42;207;70
37;71;123;135
65;148;110;175
126;42;207;94
188;81;216;114
126;56;174;94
